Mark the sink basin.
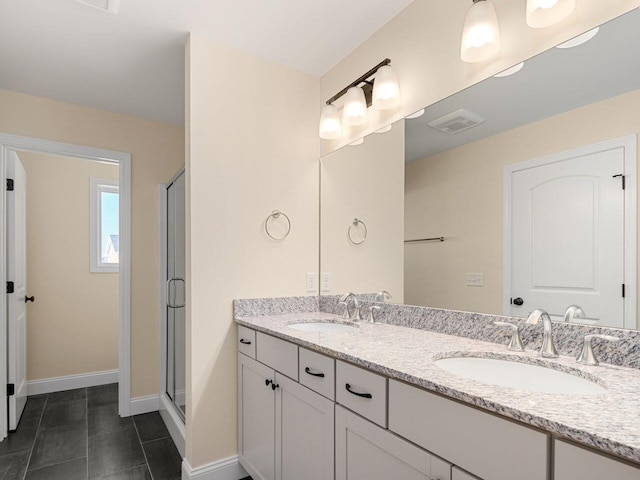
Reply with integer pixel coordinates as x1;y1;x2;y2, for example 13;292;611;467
434;356;605;395
287;321;358;333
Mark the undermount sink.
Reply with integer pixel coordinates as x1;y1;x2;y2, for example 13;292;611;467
434;356;606;395
287;320;359;333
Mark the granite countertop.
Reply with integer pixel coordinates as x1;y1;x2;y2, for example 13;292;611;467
235;311;640;465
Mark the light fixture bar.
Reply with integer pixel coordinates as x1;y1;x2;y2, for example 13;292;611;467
325;58;391;105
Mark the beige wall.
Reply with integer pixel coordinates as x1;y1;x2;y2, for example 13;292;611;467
405;89;640;322
0;89;184;397
321;121;405;300
320;0;640;154
186;35;319;467
20;152;119;380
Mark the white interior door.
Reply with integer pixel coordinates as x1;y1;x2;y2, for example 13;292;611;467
507;141;630;328
7;150;28;430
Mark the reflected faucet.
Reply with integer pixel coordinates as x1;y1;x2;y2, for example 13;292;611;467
563;305;585;323
338;292;359;320
374;290;392;303
526;309;558;358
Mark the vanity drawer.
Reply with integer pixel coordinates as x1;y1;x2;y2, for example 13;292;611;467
299;348;335;400
554;440;640;480
256;332;298;380
389;380;548;480
336;360;387;427
237;325;256;359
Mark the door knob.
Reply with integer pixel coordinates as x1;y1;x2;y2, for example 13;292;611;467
25;295;35;303
512;297;524;306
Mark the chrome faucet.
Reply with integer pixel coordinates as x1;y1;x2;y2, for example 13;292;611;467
563;305;585;323
374;290;392;303
338;292;360;321
526;309;558;358
576;334;620;366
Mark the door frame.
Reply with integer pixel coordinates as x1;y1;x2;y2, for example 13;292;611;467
503;135;637;329
0;132;132;442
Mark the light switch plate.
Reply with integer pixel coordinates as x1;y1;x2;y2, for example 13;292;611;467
321;272;331;292
466;273;484;287
306;273;318;292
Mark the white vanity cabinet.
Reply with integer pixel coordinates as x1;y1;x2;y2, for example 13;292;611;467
554;440;640;480
238;332;334;480
335;405;451;480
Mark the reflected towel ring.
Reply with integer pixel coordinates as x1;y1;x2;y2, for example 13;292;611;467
265;210;291;241
348;218;368;245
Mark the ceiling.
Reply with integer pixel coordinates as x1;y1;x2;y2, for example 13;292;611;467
0;0;414;126
405;8;640;162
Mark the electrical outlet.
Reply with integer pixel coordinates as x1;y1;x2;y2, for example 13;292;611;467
321;272;331;292
306;273;318;292
466;273;484;287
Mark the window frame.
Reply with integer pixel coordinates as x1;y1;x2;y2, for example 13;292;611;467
90;177;119;273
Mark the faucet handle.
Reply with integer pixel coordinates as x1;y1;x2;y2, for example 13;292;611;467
494;322;524;352
366;305;382;323
576;334;620;366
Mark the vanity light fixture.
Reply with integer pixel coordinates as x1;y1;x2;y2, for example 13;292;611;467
406;108;426;120
526;0;575;28
493;62;525;78
556;27;599;48
461;0;501;63
349;138;365;146
375;125;393;134
319;58;401;140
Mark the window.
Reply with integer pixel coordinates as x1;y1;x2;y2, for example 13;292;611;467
90;177;119;273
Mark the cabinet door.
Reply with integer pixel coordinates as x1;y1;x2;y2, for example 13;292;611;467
555;440;640;480
238;353;276;480
275;374;334;480
336;405;451;480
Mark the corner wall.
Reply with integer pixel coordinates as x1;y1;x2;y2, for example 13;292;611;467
186;35;320;467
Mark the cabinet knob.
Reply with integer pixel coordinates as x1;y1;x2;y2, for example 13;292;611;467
265;379;272;387
271;383;280;391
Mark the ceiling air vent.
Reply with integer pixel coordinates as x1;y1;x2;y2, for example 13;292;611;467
427;109;485;135
76;0;120;14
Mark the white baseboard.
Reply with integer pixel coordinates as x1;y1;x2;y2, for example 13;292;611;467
159;393;185;457
182;456;248;480
26;369;119;396
130;394;160;415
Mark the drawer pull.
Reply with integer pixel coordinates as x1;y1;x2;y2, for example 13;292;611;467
345;383;372;399
305;367;325;378
239;339;252;345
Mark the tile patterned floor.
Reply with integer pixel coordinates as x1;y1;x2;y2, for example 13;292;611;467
0;384;182;480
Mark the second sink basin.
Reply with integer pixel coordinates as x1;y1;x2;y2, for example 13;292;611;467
434;356;606;395
287;320;358;333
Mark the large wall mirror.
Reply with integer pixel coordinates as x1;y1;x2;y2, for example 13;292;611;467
320;8;640;330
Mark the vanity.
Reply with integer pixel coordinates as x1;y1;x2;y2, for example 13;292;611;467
234;301;640;480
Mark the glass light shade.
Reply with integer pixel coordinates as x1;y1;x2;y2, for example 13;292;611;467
342;87;368;126
526;0;575;28
461;0;501;63
372;65;401;110
406;108;425;120
494;62;525;78
375;125;393;134
349;137;365;146
318;104;342;140
556;27;599;49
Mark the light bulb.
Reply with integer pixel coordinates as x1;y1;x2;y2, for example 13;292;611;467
318;104;342;140
461;0;501;63
372;65;401;110
526;0;575;28
342;87;368;126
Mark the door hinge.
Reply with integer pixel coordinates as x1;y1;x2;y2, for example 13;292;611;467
622;283;626;298
613;174;626;190
6;178;14;191
6;281;14;294
7;384;15;396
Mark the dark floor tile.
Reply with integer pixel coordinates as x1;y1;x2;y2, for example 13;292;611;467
98;465;152;479
88;427;146;478
0;449;30;480
47;388;87;405
24;457;87;480
28;423;87;471
142;437;181;480
133;412;169;443
0;414;40;457
40;398;86;430
22;395;47;420
87;384;118;408
89;403;133;437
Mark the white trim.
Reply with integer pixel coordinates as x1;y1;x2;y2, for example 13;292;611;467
90;177;119;273
26;369;119;396
182;456;247;480
159;185;169;397
159;392;186;457
130;394;160;415
0;132;132;438
503;135;637;328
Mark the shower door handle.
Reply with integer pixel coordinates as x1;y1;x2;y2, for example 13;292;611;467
167;278;186;309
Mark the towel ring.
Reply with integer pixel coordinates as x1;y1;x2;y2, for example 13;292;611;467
348;218;368;245
265;210;291;241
